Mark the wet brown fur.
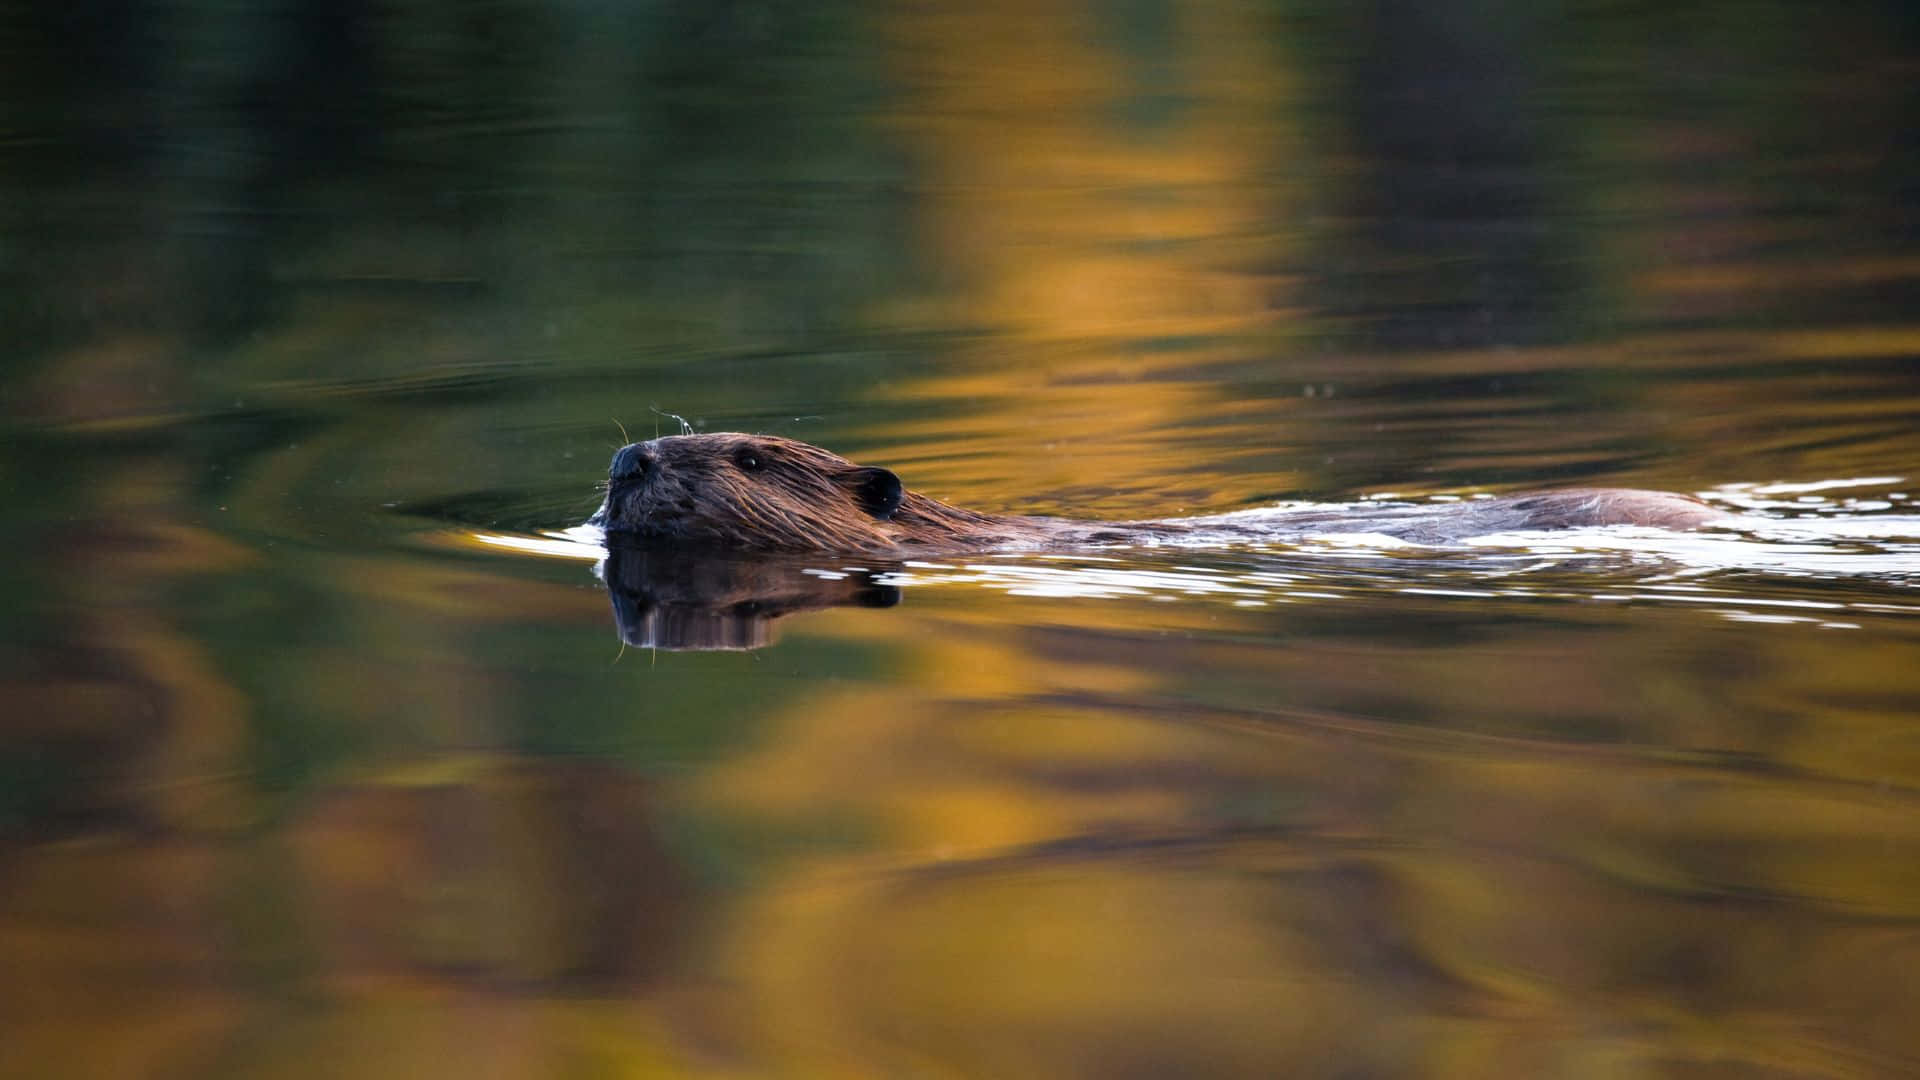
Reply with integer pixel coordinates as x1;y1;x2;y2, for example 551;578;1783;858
591;433;1732;554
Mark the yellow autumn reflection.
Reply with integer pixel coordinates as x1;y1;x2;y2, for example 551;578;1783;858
883;0;1289;344
687;598;1920;1076
5;0;1920;1077
856;0;1308;508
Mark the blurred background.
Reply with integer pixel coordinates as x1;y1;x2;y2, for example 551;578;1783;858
2;1;1919;1076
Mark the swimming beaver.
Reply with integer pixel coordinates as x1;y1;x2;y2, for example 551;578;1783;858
588;433;1732;553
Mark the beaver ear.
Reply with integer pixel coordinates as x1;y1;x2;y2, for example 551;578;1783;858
849;467;904;520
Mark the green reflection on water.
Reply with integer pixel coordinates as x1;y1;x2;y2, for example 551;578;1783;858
3;0;1920;1075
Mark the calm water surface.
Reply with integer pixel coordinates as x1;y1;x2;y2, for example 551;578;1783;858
4;2;1920;1077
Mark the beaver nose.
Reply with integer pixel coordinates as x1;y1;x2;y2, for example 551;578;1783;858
609;442;656;483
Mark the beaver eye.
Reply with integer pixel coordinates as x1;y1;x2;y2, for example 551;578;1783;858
735;449;763;472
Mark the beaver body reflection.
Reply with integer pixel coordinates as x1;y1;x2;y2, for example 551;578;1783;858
603;545;899;651
589;433;1731;554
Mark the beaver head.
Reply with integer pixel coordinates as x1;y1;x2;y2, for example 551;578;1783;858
594;433;1048;553
596;432;1008;556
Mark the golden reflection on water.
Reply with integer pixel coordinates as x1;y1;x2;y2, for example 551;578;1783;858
880;0;1291;343
16;484;1920;1075
681;604;1920;1076
6;0;1920;1076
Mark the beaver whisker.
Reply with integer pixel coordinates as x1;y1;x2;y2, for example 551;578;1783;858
647;406;694;437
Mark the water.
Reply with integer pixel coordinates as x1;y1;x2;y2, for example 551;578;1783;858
4;2;1920;1076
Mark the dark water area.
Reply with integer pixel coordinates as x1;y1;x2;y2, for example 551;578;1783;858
4;1;1920;1076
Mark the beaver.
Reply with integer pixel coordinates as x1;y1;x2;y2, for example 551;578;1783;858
588;433;1733;553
